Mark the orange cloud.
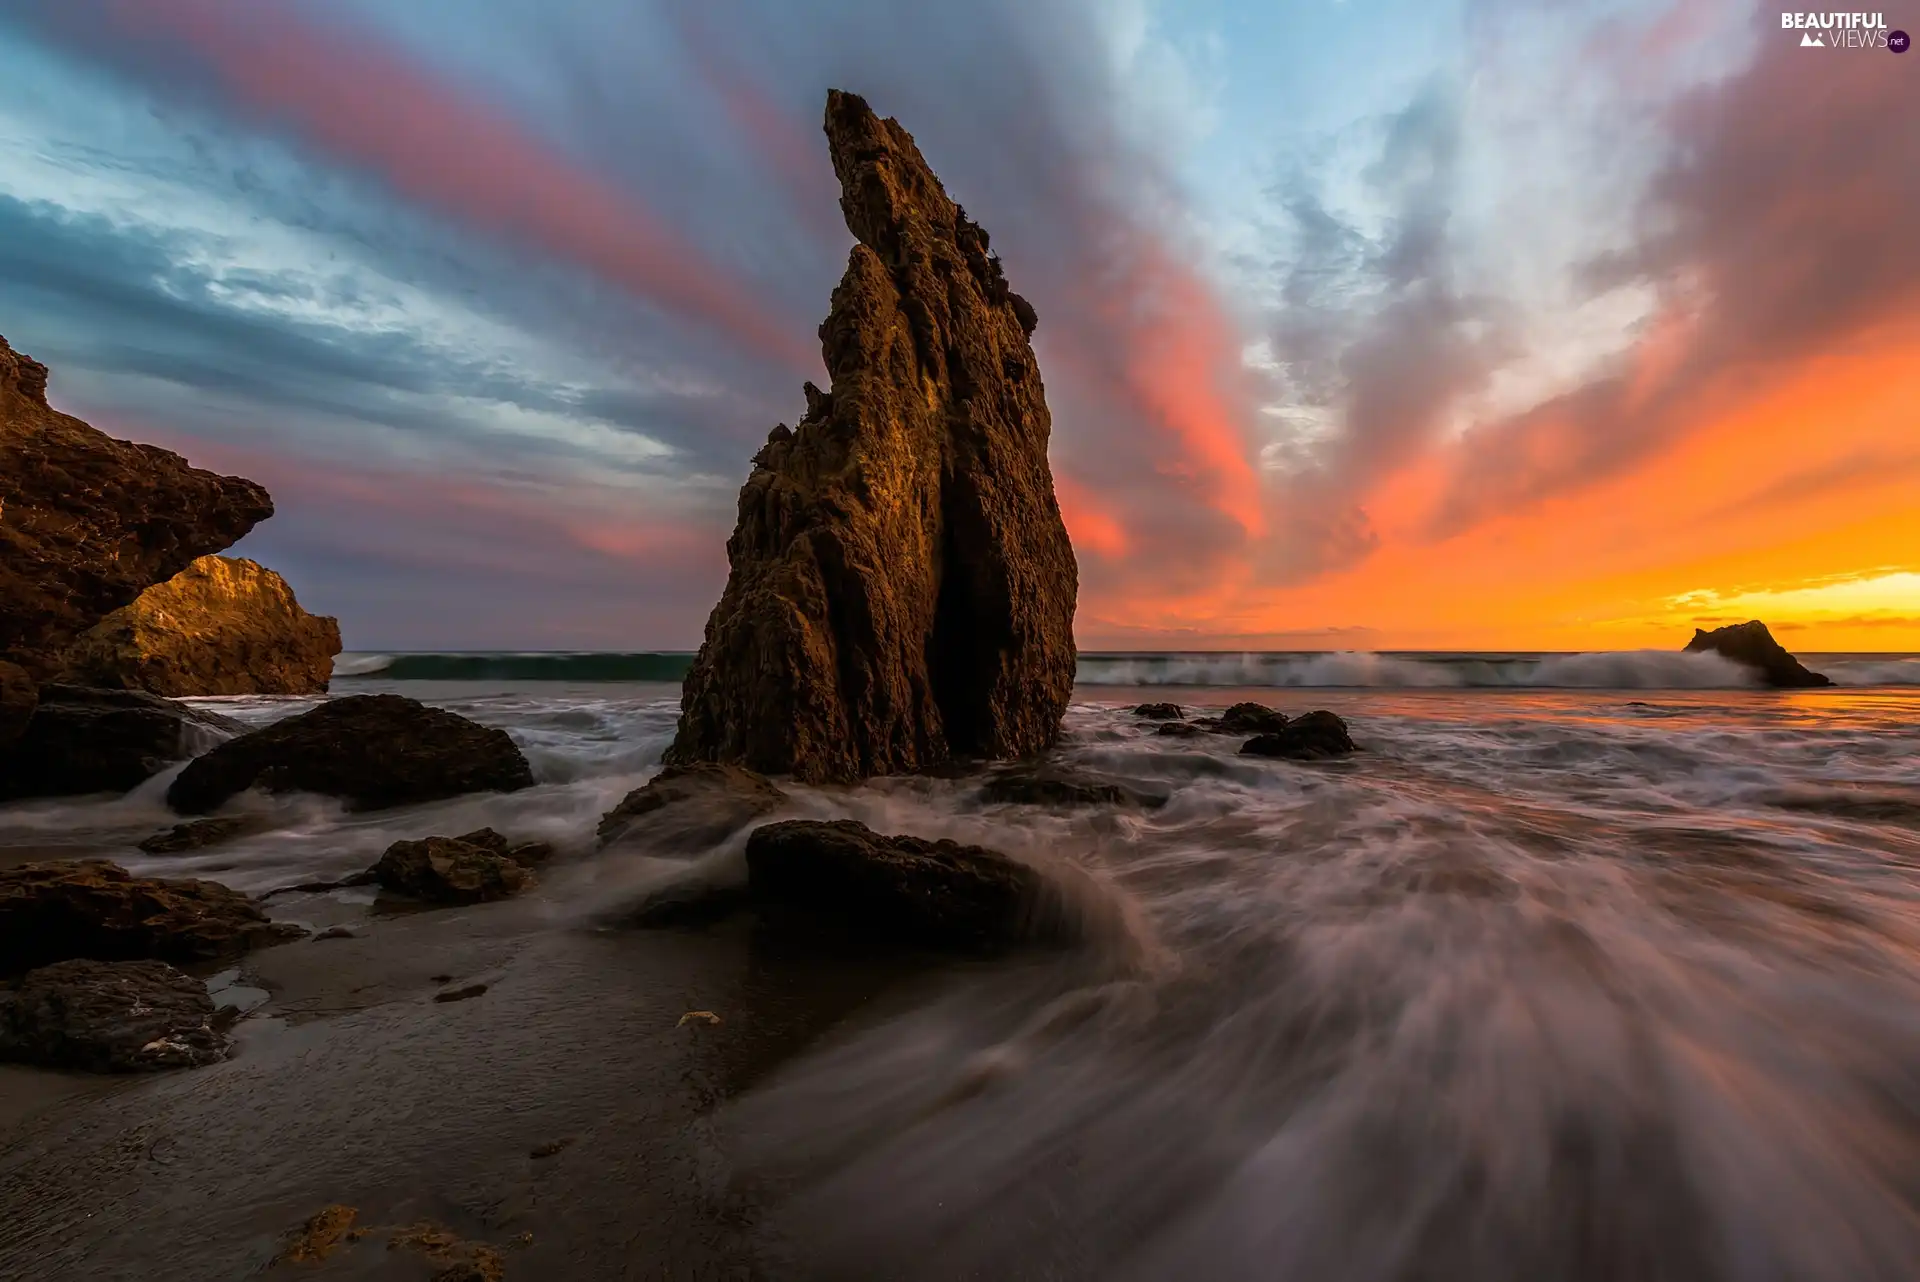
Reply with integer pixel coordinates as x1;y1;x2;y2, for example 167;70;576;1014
87;0;813;371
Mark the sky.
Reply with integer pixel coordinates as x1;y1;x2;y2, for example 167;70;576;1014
0;0;1914;652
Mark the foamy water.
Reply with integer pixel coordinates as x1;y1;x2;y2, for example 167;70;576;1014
5;675;1919;1278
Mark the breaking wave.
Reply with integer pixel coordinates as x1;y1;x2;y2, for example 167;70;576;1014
330;650;1920;689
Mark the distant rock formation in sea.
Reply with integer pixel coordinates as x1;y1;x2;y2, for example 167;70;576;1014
1684;620;1833;688
59;555;342;696
666;90;1078;783
0;334;273;687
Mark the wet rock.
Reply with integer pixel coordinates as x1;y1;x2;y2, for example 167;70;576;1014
0;684;242;800
0;334;273;681
1239;710;1357;760
371;836;535;905
313;926;357;941
530;1137;575;1159
1131;702;1183;720
451;827;554;867
58;555;341;696
0;859;304;974
744;818;1060;950
272;1205;360;1266
433;982;488;1003
137;815;259;855
166;694;534;814
1684;619;1832;688
978;764;1170;810
0;659;34;751
1219;702;1290;735
596;763;788;853
665;91;1077;783
1153;721;1208;739
0;958;227;1072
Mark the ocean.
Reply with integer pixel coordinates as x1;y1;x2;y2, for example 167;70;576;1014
6;649;1920;1277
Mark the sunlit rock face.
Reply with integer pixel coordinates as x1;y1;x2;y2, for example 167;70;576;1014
0;335;273;686
60;555;341;697
666;90;1078;784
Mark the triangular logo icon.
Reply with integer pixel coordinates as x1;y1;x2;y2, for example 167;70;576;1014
1800;31;1824;45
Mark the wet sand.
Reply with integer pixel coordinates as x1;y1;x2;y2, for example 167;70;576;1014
0;856;958;1281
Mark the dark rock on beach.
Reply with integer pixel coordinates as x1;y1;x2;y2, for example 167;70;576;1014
1154;721;1208;739
0;684;243;800
1131;702;1183;720
1240;709;1357;760
979;763;1170;810
166;694;534;814
59;554;342;696
1219;702;1291;735
665;91;1077;784
597;763;788;853
137;815;260;855
0;860;303;974
1685;619;1832;688
0;659;35;751
449;827;554;868
0;957;228;1072
0;334;273;682
371;835;535;905
744;818;1060;950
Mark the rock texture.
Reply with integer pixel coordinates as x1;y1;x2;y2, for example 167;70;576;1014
166;694;535;814
1685;620;1832;688
0;958;228;1072
744;818;1061;950
0;684;243;800
979;764;1170;810
0;334;273;681
0;659;34;751
0;860;302;975
665;91;1077;784
1219;702;1291;735
137;816;261;855
59;555;341;696
370;836;535;905
1132;703;1184;721
596;763;789;853
1240;709;1357;760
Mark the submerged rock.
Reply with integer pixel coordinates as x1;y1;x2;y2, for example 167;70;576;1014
1684;620;1832;688
0;685;242;800
59;554;341;696
1154;721;1208;739
1219;702;1290;735
666;90;1077;783
0;860;303;974
1240;710;1357;760
450;827;554;867
0;335;273;682
978;764;1170;810
371;836;535;904
744;818;1060;950
166;694;534;814
0;659;36;753
1131;703;1184;720
137;815;260;855
0;958;228;1072
596;763;789;853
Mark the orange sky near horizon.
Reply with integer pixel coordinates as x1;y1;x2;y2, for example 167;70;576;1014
1075;318;1920;653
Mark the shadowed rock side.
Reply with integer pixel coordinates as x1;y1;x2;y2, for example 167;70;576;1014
167;694;535;814
0;958;229;1072
60;555;342;696
596;763;789;853
0;659;33;751
665;90;1077;783
0;685;244;800
0;860;303;975
0;335;273;681
1685;619;1832;688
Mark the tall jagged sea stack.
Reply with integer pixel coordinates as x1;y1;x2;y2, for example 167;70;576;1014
667;91;1078;783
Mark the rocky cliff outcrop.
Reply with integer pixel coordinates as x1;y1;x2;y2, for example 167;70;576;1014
0;335;274;682
664;91;1078;783
59;554;341;696
1684;620;1832;688
0;685;244;800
